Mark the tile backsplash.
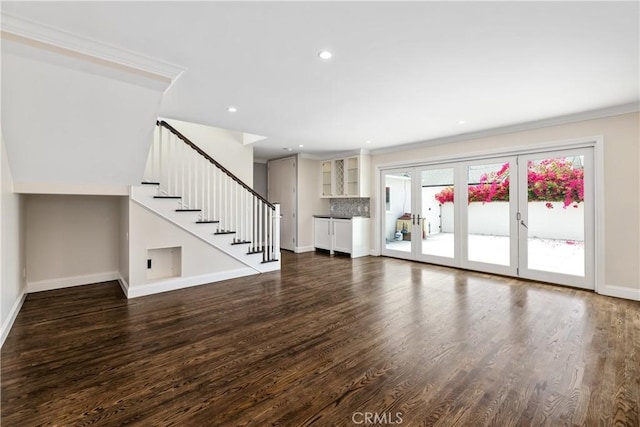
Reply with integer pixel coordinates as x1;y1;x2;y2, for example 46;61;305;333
330;198;370;217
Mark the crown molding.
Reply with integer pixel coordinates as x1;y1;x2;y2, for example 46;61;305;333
1;12;185;82
371;102;640;156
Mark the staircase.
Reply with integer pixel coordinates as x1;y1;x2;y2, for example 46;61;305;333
131;120;280;274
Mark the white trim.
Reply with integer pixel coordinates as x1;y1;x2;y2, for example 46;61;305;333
377;135;603;171
593;136;606;296
117;274;130;298
0;288;27;348
28;271;120;293
14;181;129;196
126;268;257;298
294;245;315;253
1;12;184;81
371;104;639;157
375;135;610;297
598;285;640;301
129;195;261;273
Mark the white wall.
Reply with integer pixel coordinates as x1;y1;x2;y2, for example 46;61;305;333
25;195;121;290
128;201;247;291
253;162;268;199
1;133;26;345
119;196;130;286
2;44;164;191
297;156;329;250
164;118;254;185
371;112;640;298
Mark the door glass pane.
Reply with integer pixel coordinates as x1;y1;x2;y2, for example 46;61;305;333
467;162;511;265
526;156;584;276
422;168;454;258
384;171;413;253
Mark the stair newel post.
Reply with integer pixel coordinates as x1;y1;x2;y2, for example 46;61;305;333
166;132;172;196
273;204;281;261
264;202;270;261
194;150;199;211
205;160;211;222
202;157;206;219
158;125;165;195
258;199;263;260
178;138;186;209
172;133;178;198
252;197;257;253
236;183;242;241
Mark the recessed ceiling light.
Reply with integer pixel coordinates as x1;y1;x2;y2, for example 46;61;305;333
458;120;466;125
318;50;333;60
366;140;372;144
298;144;304;148
227;106;237;113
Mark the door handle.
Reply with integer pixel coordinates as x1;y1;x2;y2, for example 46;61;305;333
520;220;528;229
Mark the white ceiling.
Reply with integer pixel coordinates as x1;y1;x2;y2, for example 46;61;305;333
2;1;639;160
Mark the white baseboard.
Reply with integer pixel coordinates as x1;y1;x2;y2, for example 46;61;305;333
27;271;120;293
598;284;640;301
1;288;27;348
294;246;315;253
117;274;130;298
127;268;257;298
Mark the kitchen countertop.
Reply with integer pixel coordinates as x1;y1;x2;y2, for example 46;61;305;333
313;214;368;219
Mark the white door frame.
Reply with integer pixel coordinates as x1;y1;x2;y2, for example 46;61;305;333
517;148;595;289
377;135;604;293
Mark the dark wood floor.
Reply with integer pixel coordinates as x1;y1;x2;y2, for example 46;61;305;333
2;252;639;426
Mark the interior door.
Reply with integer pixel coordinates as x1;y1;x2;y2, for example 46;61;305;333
517;149;594;289
268;157;296;251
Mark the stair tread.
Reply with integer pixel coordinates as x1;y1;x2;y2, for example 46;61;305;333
231;240;251;245
141;181;160;185
196;220;220;224
247;250;264;255
155;195;181;199
214;230;236;235
176;209;201;212
261;259;279;264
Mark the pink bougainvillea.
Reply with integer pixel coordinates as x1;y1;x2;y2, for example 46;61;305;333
433;158;584;208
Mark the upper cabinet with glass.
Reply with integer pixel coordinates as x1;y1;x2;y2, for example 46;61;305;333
320;154;370;198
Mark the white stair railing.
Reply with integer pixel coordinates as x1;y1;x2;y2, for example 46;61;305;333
143;121;280;264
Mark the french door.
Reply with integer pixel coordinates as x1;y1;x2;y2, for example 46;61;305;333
381;148;594;289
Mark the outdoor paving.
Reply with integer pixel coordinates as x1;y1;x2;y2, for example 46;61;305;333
386;233;585;277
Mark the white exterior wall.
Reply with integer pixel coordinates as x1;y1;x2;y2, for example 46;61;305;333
440;201;584;240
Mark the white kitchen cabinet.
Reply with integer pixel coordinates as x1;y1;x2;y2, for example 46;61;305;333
313;216;370;258
320;154;370;198
313;217;332;250
332;219;353;253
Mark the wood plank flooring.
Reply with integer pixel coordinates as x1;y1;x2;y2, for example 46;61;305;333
2;251;639;426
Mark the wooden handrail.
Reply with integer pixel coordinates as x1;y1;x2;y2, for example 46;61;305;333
157;120;274;209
